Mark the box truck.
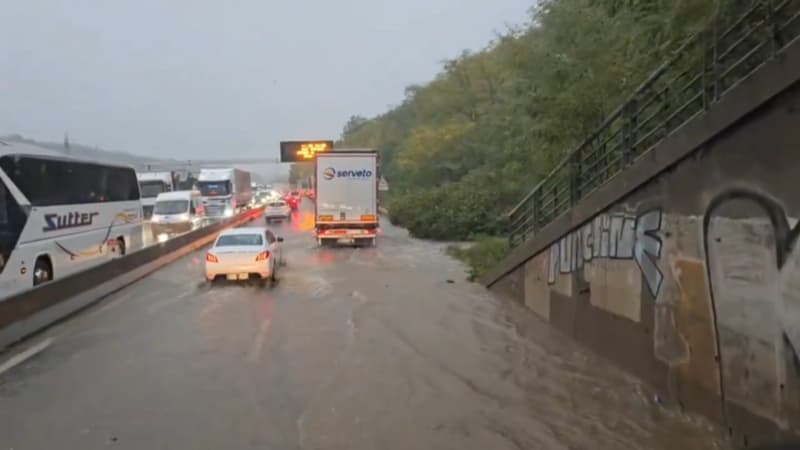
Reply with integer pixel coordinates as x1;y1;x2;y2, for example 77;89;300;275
314;150;379;246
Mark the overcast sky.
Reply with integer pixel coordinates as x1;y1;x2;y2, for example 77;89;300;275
1;0;531;160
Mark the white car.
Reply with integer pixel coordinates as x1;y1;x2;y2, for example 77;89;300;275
205;227;283;285
264;200;291;222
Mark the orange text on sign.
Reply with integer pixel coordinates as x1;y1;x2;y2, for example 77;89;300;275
296;142;330;160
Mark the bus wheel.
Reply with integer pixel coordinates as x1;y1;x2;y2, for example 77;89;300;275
116;237;126;256
33;257;53;286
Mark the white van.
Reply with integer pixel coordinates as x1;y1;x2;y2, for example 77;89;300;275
150;190;204;239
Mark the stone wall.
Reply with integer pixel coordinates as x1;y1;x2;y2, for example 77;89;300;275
486;45;800;447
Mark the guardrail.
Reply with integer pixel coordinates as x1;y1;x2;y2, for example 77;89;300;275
0;207;264;350
508;0;800;248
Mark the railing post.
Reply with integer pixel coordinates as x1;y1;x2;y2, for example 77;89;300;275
532;188;541;233
569;152;580;207
621;102;634;166
701;29;710;111
711;14;720;103
628;96;639;160
508;209;517;248
765;0;779;55
520;207;527;244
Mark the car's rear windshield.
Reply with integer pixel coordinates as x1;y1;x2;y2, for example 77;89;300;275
269;202;285;207
216;234;263;247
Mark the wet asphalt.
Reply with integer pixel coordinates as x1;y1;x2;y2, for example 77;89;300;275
0;202;731;450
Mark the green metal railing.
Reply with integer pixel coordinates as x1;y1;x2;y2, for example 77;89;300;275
508;0;800;248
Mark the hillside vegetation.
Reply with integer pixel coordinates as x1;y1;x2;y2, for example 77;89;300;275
338;0;723;242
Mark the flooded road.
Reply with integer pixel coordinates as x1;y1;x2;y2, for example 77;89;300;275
0;202;730;449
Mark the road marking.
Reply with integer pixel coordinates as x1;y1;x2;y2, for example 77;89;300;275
246;319;271;363
0;338;54;376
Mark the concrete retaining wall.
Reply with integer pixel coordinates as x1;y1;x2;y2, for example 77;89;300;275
0;208;263;350
483;37;800;446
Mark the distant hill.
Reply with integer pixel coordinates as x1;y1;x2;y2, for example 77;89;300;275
0;134;283;184
0;134;161;167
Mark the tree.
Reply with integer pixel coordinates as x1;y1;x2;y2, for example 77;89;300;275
339;0;721;240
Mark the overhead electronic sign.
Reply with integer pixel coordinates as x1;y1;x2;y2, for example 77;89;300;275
279;140;333;162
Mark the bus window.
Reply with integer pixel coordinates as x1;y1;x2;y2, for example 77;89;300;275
0;156;140;205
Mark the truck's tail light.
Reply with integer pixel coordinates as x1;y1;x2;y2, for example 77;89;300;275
360;214;377;221
206;253;219;263
255;250;270;261
318;215;333;221
366;228;377;235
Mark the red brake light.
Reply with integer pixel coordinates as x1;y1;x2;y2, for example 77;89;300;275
255;250;270;261
206;253;219;263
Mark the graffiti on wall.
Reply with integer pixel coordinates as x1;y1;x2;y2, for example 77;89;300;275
547;209;664;297
704;189;800;375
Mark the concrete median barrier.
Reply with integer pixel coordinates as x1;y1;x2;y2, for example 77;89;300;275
0;207;264;350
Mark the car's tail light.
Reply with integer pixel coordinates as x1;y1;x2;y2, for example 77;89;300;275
206;253;219;263
255;250;270;261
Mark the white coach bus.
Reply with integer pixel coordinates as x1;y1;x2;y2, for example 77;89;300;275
0;141;143;299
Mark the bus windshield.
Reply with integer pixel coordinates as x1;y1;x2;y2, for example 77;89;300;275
139;181;169;198
154;200;189;215
197;181;231;197
0;177;26;275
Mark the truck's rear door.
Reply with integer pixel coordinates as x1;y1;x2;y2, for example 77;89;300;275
316;152;378;224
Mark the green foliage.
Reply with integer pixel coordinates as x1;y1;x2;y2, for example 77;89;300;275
340;0;721;241
447;236;510;281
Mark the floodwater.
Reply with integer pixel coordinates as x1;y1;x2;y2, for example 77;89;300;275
0;202;730;450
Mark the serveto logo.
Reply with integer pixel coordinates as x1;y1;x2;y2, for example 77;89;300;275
331;168;373;179
43;212;100;232
322;167;337;180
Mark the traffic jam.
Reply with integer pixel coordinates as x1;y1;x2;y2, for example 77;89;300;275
141;141;381;287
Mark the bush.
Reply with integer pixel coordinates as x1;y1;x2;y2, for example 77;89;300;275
387;172;509;241
447;236;510;281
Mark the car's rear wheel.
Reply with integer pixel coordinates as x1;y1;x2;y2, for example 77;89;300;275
269;261;278;286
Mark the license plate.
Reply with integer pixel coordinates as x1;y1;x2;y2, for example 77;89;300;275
226;273;248;281
338;238;355;244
